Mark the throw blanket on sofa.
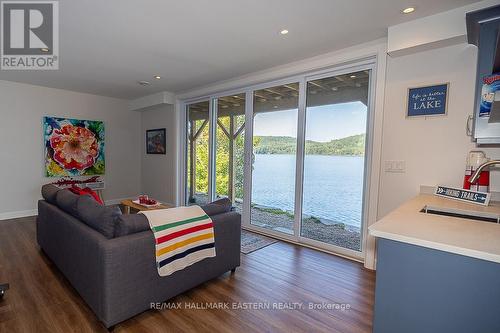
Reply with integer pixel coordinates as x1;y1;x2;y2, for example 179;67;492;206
140;206;216;276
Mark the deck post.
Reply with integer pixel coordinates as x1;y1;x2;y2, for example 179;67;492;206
228;115;235;203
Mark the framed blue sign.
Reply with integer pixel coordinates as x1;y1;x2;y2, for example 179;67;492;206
407;83;449;117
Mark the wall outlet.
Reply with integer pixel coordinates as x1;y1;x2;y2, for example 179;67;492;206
384;160;406;173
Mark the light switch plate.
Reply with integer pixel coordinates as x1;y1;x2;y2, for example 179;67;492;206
384;160;406;173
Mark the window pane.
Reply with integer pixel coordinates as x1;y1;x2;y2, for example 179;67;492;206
301;70;370;251
251;83;299;235
215;93;246;215
186;101;210;205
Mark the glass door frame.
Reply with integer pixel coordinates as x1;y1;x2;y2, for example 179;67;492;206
181;89;249;205
183;98;213;204
179;58;377;261
296;64;376;260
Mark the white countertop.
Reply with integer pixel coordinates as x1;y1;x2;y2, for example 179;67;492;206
369;194;500;263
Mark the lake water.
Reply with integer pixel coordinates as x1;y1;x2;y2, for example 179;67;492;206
251;154;364;228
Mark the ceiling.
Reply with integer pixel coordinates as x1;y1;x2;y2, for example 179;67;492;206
0;0;482;100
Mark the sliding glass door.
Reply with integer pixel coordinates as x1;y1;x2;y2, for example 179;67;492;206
183;64;373;258
250;83;299;234
300;70;370;252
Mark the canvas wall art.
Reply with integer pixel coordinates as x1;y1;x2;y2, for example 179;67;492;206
43;116;105;177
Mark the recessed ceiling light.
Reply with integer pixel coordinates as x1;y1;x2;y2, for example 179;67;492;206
138;80;151;86
402;7;415;14
154;75;161;80
40;48;49;52
350;75;356;79
280;29;289;35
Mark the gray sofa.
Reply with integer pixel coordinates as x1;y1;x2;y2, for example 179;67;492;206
36;185;241;328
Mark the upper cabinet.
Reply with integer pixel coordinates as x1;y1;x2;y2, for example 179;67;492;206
467;5;500;144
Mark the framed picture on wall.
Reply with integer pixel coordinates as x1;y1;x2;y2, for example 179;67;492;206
146;128;166;154
407;83;449;117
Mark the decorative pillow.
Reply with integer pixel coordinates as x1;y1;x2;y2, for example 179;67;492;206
77;195;121;239
115;214;150;237
201;197;232;216
41;184;60;204
55;189;80;217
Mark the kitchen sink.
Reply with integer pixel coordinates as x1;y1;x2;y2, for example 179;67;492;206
420;205;500;223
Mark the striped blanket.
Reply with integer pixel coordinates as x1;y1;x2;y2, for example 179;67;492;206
140;206;216;276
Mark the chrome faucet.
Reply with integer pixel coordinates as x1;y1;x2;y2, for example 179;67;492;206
469;160;500;183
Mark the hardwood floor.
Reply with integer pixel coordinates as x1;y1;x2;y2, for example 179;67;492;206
0;217;375;333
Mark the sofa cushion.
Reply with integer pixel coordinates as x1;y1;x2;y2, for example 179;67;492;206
41;184;60;204
115;214;150;237
55;189;80;217
69;185;103;205
114;199;234;238
77;195;121;239
202;197;232;216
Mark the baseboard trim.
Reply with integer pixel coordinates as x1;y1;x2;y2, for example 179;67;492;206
0;209;38;221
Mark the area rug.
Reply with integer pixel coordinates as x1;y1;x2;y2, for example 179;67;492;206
241;230;278;254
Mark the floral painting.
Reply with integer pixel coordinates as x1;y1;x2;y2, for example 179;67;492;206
43;116;105;177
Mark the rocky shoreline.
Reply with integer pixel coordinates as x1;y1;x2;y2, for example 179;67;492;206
192;194;361;252
234;202;361;252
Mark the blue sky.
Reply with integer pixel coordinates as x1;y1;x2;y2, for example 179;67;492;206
253;101;367;142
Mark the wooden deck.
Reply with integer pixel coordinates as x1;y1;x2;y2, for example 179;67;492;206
0;217;375;332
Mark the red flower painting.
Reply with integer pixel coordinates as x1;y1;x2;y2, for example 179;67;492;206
49;124;99;171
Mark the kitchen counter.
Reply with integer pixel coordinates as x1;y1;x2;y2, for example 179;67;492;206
369;193;500;263
370;193;500;333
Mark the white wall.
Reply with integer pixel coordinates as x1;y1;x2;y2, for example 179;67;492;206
378;42;500;218
387;0;499;56
0;80;142;219
140;104;177;205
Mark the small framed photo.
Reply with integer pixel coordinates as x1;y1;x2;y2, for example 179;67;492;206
146;128;166;154
407;83;449;117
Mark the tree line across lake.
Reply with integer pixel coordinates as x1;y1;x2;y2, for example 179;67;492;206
254;134;366;156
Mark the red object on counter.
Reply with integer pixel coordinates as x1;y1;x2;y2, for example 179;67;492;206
463;151;489;192
463;170;490;190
